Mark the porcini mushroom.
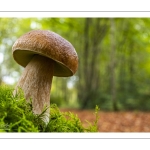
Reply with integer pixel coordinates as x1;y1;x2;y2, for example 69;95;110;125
12;30;78;124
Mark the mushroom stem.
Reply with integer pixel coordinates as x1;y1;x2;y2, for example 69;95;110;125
14;55;54;124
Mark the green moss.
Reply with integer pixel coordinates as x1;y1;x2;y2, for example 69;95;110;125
0;85;99;132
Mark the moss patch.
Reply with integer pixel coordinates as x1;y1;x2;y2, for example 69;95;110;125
0;85;99;132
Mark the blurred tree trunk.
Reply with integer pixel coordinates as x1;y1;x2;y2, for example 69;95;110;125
128;43;136;95
110;18;118;111
77;18;108;109
77;18;91;108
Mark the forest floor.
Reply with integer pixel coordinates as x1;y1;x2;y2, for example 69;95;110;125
61;109;150;132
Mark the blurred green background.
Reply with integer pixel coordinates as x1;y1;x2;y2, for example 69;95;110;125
1;18;150;111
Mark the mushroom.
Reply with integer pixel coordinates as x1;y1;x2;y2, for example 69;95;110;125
12;30;78;124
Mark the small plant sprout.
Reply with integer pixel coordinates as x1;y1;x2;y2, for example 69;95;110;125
12;30;78;124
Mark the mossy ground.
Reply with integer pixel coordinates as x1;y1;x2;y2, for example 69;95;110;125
0;85;99;132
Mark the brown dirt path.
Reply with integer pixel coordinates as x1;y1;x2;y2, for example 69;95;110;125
61;109;150;132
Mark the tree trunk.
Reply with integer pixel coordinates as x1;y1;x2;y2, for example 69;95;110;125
110;18;118;111
77;18;108;109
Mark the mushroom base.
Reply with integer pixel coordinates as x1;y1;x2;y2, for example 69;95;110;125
14;55;54;124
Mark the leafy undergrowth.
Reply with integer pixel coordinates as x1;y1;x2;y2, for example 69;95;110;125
0;85;99;132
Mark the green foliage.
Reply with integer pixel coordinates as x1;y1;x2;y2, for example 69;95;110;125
45;105;84;132
50;94;64;107
0;85;39;132
84;105;100;132
0;85;99;132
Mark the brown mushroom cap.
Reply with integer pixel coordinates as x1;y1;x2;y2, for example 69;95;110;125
12;30;78;77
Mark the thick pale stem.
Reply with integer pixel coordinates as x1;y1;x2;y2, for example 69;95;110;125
14;55;54;124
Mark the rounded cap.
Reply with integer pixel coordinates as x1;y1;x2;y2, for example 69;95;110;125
12;30;78;77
